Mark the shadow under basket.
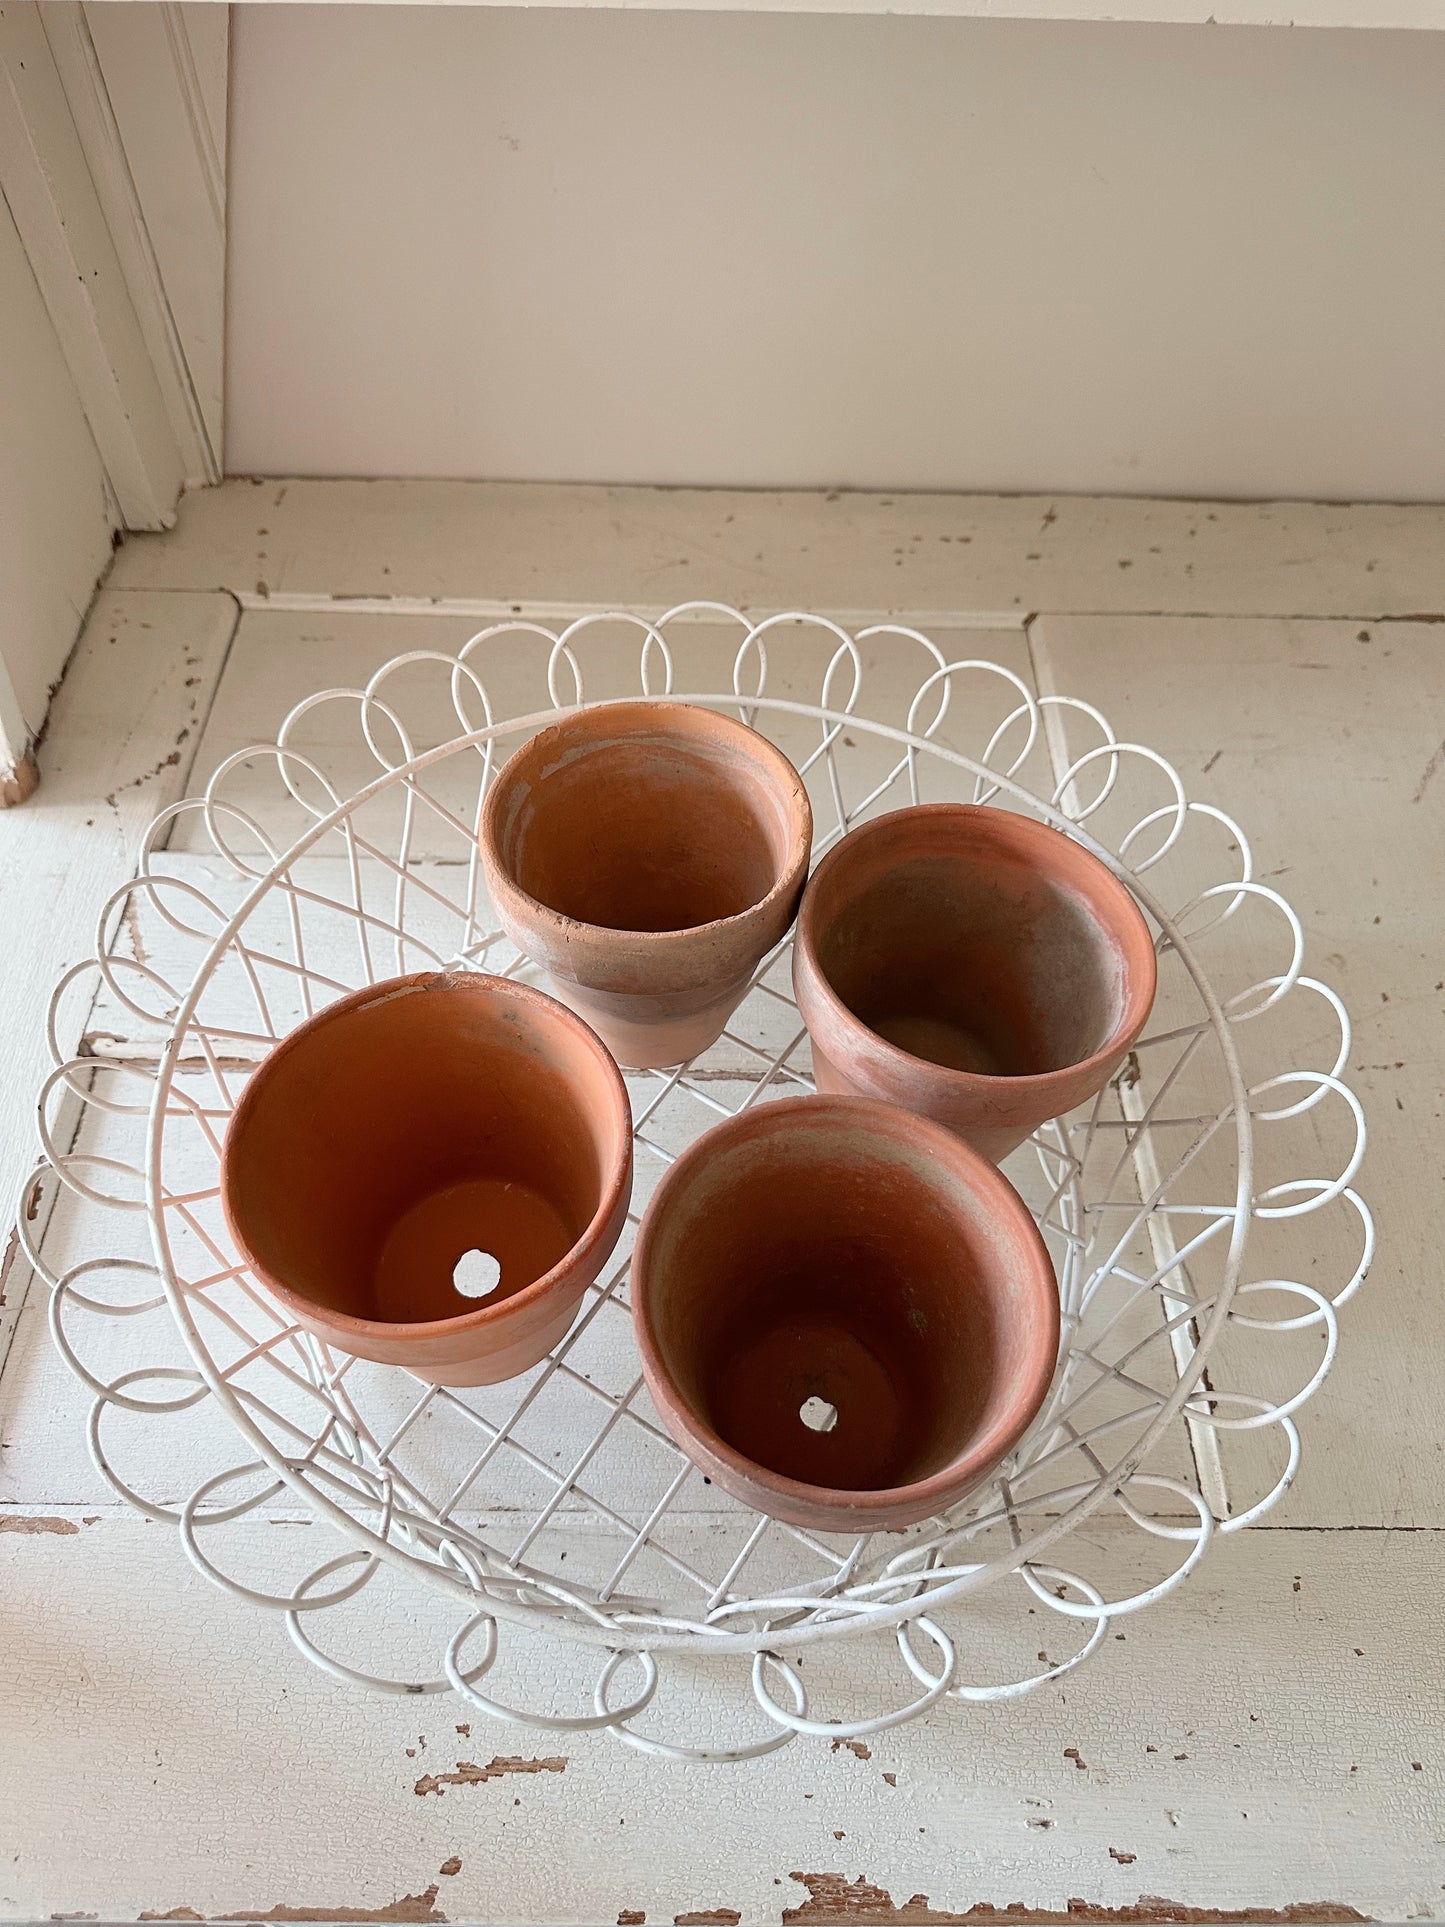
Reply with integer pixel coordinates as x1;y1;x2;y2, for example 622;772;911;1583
220;972;632;1387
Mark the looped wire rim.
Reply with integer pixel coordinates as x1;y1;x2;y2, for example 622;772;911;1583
137;693;1254;1657
26;599;1369;1761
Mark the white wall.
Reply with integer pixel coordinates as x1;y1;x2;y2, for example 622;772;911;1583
226;7;1445;500
0;192;115;764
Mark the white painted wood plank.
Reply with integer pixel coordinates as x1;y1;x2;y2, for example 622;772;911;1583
0;591;236;1296
107;478;1445;622
1034;614;1443;1530
0;1512;1438;1921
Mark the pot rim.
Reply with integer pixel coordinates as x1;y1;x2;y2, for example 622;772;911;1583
220;971;633;1342
480;699;813;953
794;802;1158;1100
630;1092;1060;1523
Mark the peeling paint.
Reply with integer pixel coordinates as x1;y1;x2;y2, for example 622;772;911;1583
122;892;150;969
141;1887;445;1924
438;1861;461;1879
226;1896;446;1924
674;1912;741;1925
618;1913;646;1924
781;1876;1365;1924
103;747;183;808
415;1755;566;1795
0;1222;22;1304
1411;737;1445;804
0;1515;80;1536
831;1738;872;1761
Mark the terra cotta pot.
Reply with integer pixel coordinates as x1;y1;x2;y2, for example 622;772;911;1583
480;701;812;1069
221;972;632;1387
792;804;1157;1163
630;1094;1059;1533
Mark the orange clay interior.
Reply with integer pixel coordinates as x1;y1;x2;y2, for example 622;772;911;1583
225;977;623;1326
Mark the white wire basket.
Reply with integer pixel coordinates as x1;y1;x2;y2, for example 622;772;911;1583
22;606;1371;1761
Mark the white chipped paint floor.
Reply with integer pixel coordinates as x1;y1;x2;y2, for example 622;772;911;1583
1;480;1442;1924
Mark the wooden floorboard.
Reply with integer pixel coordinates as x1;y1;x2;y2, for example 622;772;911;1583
0;590;237;1322
1033;615;1443;1529
108;478;1445;621
0;1513;1439;1922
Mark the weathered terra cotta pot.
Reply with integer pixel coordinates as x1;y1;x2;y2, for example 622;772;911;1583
221;972;632;1387
792;804;1157;1164
630;1094;1059;1534
480;701;812;1070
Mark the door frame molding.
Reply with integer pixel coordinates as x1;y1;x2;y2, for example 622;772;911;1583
0;1;227;530
43;2;226;489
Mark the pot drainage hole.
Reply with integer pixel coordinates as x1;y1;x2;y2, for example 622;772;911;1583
800;1395;839;1433
453;1248;502;1299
